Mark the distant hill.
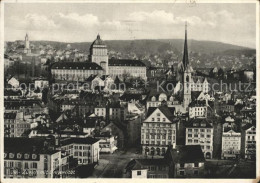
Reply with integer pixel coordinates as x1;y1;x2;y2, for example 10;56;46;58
27;39;254;55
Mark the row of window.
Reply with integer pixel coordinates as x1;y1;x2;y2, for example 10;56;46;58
187;129;212;133
5;161;37;169
142;140;175;145
142;129;175;133
142;123;173;128
187;139;211;145
143;134;175;140
5;153;37;160
187;134;211;138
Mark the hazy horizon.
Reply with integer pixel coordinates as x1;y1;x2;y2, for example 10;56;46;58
4;3;256;49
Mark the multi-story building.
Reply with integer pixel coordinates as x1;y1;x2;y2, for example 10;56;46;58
109;102;127;121
4;112;17;137
60;137;100;165
108;59;147;80
165;145;205;178
4;138;62;178
141;105;178;156
146;93;184;113
89;34;147;80
185;118;213;159
221;128;241;159
241;124;256;160
51;62;104;82
188;100;207;119
94;133;118;153
125;158;169;178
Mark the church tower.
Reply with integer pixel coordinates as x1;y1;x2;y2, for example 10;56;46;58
182;22;192;110
24;33;31;54
89;34;109;75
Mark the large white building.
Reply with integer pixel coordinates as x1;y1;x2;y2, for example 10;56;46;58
241;124;256;160
221;128;241;159
141;105;178;156
89;35;147;80
51;62;104;81
185;118;213;159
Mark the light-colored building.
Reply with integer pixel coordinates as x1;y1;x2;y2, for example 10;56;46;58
221;128;241;159
51;62;104;81
241;124;256;160
125;159;169;178
189;100;207;119
60;137;100;165
185;119;213;159
89;34;147;80
4;138;61;178
108;59;147;80
94;134;117;153
34;78;49;89
141;105;178;156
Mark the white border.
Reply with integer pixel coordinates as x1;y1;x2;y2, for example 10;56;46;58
0;0;259;183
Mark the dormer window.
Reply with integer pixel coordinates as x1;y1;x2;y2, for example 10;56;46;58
201;122;206;127
4;153;7;158
17;153;22;159
24;153;29;159
9;153;14;158
32;154;37;159
193;123;199;127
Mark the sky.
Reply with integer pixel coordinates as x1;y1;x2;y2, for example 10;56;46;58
4;3;256;48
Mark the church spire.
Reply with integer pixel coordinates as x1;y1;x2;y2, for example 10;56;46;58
182;21;189;70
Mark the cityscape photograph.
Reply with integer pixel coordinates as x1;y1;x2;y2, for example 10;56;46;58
2;1;258;180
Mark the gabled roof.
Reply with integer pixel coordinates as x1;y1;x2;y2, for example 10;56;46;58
186;118;213;128
167;145;205;164
51;62;103;70
60;137;99;146
108;59;146;67
146;106;176;123
125;158;167;171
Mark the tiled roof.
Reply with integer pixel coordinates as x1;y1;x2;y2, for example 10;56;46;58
60;137;99;146
168;145;205;163
186;118;213;128
108;59;146;67
51;62;103;70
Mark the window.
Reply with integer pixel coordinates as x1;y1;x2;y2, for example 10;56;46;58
188;134;192;137
25;162;29;169
32;154;37;159
24;154;29;159
180;170;185;176
194;163;199;167
9;153;14;158
194;140;199;143
188;129;192;132
157;118;160;121
194;170;199;175
157;113;160;116
180;163;185;168
152;118;154;121
188;139;192;143
163;118;166;122
207;135;211;138
137;170;142;175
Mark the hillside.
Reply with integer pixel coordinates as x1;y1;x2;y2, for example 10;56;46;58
26;39;254;55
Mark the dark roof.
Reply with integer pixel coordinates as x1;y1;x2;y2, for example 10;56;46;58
86;74;98;82
242;123;255;130
4;89;22;96
4;112;17;119
189;100;206;107
168;145;205;163
60;137;99;146
51;62;103;70
191;91;202;101
4;137;58;155
125;158;168;171
146;106;176;123
90;34;106;47
108;59;146;67
120;93;143;102
186;118;213;128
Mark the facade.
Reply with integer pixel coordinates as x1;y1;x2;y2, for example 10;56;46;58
141;105;178;156
51;62;104;81
125;159;169;178
241;124;256;160
89;34;109;74
221;129;241;159
189;100;207;119
34;79;49;89
89;34;147;80
4;113;17;137
185;118;213;159
165;145;205;178
4;138;61;178
108;59;147;80
94;134;118;153
60;137;100;165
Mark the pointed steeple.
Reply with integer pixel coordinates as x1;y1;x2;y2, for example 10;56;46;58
182;21;189;70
